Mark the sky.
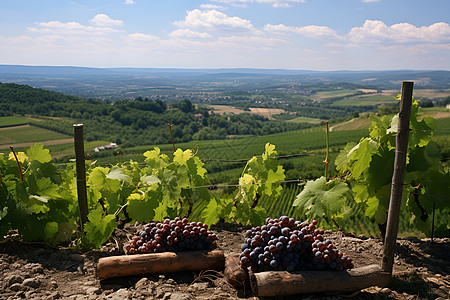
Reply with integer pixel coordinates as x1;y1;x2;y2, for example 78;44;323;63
0;0;449;71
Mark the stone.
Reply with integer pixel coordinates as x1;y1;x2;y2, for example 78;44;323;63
86;286;102;295
46;291;61;299
186;282;209;292
50;280;58;289
167;293;195;300
135;277;150;290
380;287;391;294
9;283;24;291
32;265;45;274
6;274;24;286
23;277;40;289
106;288;130;300
25;290;36;298
15;290;25;298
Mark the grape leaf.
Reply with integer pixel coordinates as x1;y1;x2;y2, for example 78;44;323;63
127;191;159;223
26;143;51;164
335;142;357;172
44;221;59;241
348;139;377;180
106;166;130;182
141;175;161;186
144;147;169;169
9;151;27;163
84;205;117;248
173;149;192;165
200;198;221;225
293;177;351;220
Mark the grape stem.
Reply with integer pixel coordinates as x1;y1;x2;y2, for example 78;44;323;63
192;136;199;156
323;121;329;180
10;146;24;183
331;217;342;231
168;124;176;152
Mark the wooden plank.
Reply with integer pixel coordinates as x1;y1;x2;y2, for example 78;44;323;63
251;264;391;297
96;250;225;279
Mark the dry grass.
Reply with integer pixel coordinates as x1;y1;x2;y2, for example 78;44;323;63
208;105;285;120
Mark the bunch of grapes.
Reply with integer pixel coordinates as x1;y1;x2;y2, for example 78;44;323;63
239;217;353;272
126;217;217;255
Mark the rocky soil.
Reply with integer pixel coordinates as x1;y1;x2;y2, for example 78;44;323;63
1;223;449;300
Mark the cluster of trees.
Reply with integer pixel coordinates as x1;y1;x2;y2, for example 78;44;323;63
0;83;310;147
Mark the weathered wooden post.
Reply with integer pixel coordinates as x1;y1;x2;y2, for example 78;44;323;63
382;81;414;273
74;124;89;230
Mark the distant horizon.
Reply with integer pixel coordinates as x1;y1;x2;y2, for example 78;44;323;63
1;63;449;73
1;1;449;70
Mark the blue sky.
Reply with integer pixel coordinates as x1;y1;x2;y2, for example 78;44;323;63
0;0;449;70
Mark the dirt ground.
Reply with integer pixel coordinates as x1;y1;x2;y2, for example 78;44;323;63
0;222;449;300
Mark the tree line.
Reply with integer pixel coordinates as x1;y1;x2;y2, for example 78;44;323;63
0;82;310;147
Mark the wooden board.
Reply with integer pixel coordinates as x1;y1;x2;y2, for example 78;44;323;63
251;264;391;297
97;249;225;279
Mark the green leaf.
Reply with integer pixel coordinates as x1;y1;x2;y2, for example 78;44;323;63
293;177;351;220
141;175;161;186
335;142;357;172
173;149;192;165
365;196;379;219
144;147;169;169
249;206;266;226
45;222;76;245
84;206;117;249
126;191;159;223
0;206;8;220
44;222;59;241
349;139;378;180
200;198;221;225
106;166;130;182
26;143;51;164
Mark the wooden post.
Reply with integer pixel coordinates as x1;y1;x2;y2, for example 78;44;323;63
74;124;89;229
382;82;413;273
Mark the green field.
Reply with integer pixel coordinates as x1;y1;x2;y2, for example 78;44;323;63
99;126;369;183
0;116;33;127
286;116;324;124
331;94;396;106
0;125;70;145
314;89;359;99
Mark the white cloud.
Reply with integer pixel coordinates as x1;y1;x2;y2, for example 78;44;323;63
89;14;124;27
212;0;305;8
173;9;258;33
362;0;380;2
28;20;122;35
127;33;160;41
125;0;136;4
199;4;225;10
264;23;342;39
348;20;450;44
169;29;213;39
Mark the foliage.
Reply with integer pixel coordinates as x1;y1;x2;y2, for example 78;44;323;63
0;142;286;249
334;99;449;237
